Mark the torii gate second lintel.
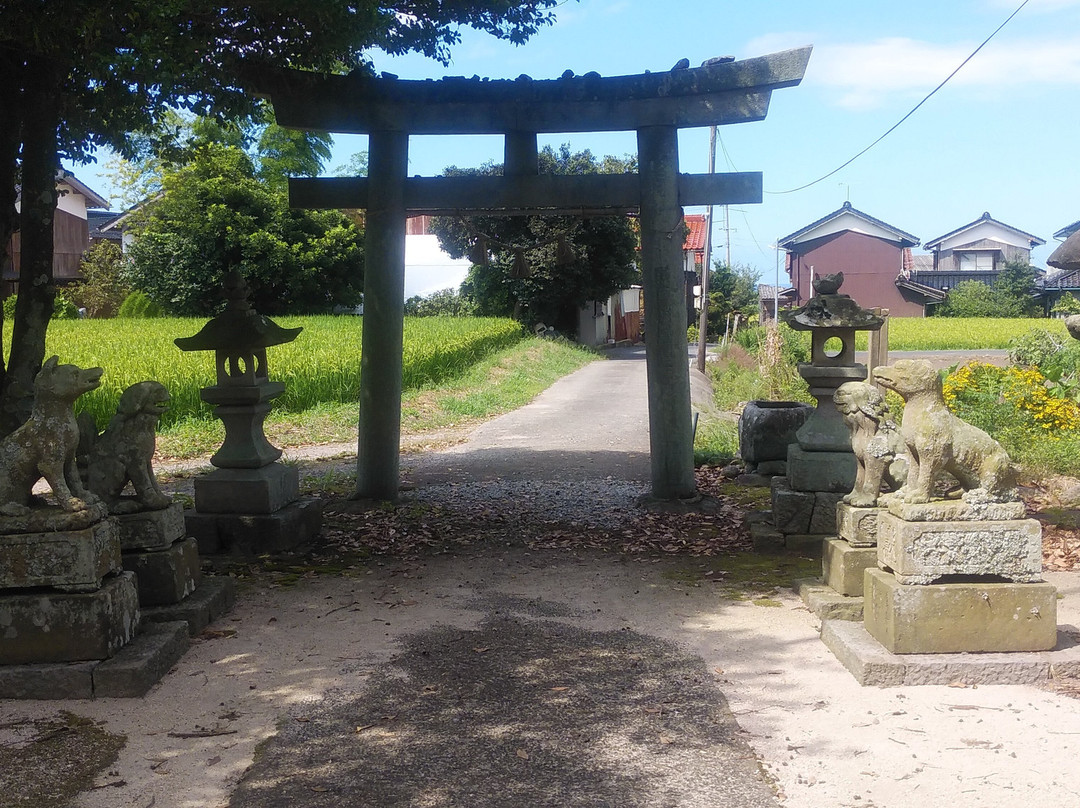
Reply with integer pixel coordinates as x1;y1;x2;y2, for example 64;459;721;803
256;48;811;501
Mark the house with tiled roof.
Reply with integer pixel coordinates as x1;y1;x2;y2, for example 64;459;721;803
4;170;111;296
777;201;925;316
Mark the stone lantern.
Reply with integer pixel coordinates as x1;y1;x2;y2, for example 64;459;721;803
176;271;320;554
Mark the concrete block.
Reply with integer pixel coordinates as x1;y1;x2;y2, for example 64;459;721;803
186;497;322;556
194;463;299;514
123;537;201;606
863;568;1058;654
142;575;237;636
0;660;96;699
822;620;1080;687
836;503;881;547
810;492;845;535
771;477;813;534
877;512;1043;585
0;572;140;664
93;621;189;698
794;577;864;622
822;538;877;596
0;519;120;592
113;503;186;551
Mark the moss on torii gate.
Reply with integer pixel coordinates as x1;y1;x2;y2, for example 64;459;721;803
254;48;811;501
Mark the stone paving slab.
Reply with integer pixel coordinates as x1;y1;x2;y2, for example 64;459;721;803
794;577;864;622
822;619;1080;686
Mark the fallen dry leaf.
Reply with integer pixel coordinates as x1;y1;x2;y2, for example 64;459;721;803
516;748;529;760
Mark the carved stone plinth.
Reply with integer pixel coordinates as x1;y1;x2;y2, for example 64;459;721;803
194;463;300;514
823;538;877;597
836;503;880;547
0;572;140;664
0;518;120;592
123;537;201;606
877;510;1042;585
864;568;1057;654
114;503;186;551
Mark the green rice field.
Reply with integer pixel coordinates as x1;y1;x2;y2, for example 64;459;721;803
854;317;1067;351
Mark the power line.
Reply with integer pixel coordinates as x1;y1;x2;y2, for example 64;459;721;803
768;0;1031;195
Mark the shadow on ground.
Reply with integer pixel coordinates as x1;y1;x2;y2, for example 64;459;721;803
228;594;780;808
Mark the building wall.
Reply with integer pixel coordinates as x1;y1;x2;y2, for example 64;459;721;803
787;230;925;317
7;208;89;283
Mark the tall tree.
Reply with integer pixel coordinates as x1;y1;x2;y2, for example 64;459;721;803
430;145;640;334
0;0;560;435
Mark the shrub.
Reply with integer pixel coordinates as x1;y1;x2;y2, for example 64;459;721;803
117;291;164;319
686;323;699;344
2;293;80;320
404;288;476;317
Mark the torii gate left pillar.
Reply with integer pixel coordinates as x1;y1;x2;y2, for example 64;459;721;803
258;47;811;502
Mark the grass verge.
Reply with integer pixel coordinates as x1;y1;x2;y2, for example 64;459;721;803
156;337;597;459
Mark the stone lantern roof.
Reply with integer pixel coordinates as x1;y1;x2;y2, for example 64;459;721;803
174;271;302;354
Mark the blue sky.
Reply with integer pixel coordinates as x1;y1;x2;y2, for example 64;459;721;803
72;0;1080;289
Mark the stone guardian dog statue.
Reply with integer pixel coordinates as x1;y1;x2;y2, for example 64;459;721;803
833;381;907;507
871;359;1016;504
0;356;104;516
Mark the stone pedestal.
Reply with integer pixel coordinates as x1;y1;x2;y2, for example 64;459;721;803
877;502;1042;585
836;503;880;547
864;568;1057;654
124;537;201;606
787;445;856;494
0;572;140;664
194;464;299;514
0;518;120;592
114;504;186;552
823;538;877;597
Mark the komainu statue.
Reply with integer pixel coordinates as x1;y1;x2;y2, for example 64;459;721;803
833;381;907;507
0;356;104;517
872;360;1017;504
79;381;173;514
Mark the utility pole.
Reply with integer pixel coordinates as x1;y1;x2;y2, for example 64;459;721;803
695;125;717;373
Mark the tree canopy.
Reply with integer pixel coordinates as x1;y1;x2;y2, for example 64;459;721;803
430;145;640;333
0;0;562;434
938;260;1040;318
703;261;759;339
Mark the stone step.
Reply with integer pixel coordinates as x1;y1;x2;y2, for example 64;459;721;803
141;575;237;636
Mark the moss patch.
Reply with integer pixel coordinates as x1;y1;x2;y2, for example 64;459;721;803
662;552;819;599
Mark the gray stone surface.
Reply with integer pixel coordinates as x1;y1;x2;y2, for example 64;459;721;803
737;400;811;467
0;659;96;699
194;462;300;514
770;476;812;534
784;534;825;555
809;492;844;534
113;503;186;551
123;537;201;606
884;498;1026;522
186;496;322;555
863;568;1058;654
786;445;856;493
836;503;880;546
93;620;190;698
756;460;787;476
142;575;237;636
794;577;864;621
877;511;1043;585
749;521;784;553
822;538;877;597
822;619;1080;686
0;518;120;592
0;572;140;664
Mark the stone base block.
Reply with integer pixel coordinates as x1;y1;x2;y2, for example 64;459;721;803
795;577;864;621
750;520;785;553
787;445;856;494
186;497;322;555
885;498;1027;522
0;572;140;664
771;477;813;534
194;463;300;514
823;539;877;596
123;537;201;606
0;519;119;592
864;568;1058;654
877;511;1043;585
785;534;826;555
142;575;237;636
809;492;844;534
113;503;186;551
823;619;1080;686
0;621;189;699
836;503;881;547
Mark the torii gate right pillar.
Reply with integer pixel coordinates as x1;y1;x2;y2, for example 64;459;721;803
638;125;696;499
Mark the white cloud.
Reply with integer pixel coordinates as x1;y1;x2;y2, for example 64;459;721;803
804;35;1080;109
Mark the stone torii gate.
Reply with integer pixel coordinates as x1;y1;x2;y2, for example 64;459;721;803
258;47;811;502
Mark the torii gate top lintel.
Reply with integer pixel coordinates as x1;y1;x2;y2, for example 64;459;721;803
260;47;811;136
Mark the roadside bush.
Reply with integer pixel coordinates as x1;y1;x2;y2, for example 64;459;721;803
2;294;80;320
117;291;164;319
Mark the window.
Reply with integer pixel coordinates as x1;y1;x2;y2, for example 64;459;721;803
958;252;994;271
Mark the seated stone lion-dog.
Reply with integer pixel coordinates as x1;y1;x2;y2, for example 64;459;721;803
79;381;173;514
872;359;1016;504
833;381;907;507
0;356;104;516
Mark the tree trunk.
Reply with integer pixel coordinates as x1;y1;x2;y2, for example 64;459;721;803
1;57;58;437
